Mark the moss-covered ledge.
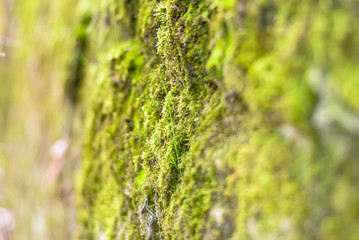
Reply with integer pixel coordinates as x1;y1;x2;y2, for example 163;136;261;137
74;0;359;239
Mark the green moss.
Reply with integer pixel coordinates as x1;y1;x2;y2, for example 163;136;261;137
74;0;359;239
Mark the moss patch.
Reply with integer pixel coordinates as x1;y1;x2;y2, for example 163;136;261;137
75;0;359;239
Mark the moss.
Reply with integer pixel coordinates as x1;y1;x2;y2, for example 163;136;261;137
74;0;359;239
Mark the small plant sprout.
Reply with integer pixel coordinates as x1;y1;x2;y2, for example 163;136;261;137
162;80;180;170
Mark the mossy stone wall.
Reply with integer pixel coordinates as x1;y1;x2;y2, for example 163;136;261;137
75;0;359;239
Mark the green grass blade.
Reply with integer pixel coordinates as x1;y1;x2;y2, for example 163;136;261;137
162;81;180;169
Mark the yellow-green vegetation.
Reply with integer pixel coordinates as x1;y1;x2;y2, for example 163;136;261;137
3;0;358;239
73;0;359;239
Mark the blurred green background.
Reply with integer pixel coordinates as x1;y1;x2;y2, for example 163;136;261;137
0;0;80;239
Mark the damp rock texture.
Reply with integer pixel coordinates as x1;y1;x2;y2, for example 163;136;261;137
74;0;359;239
